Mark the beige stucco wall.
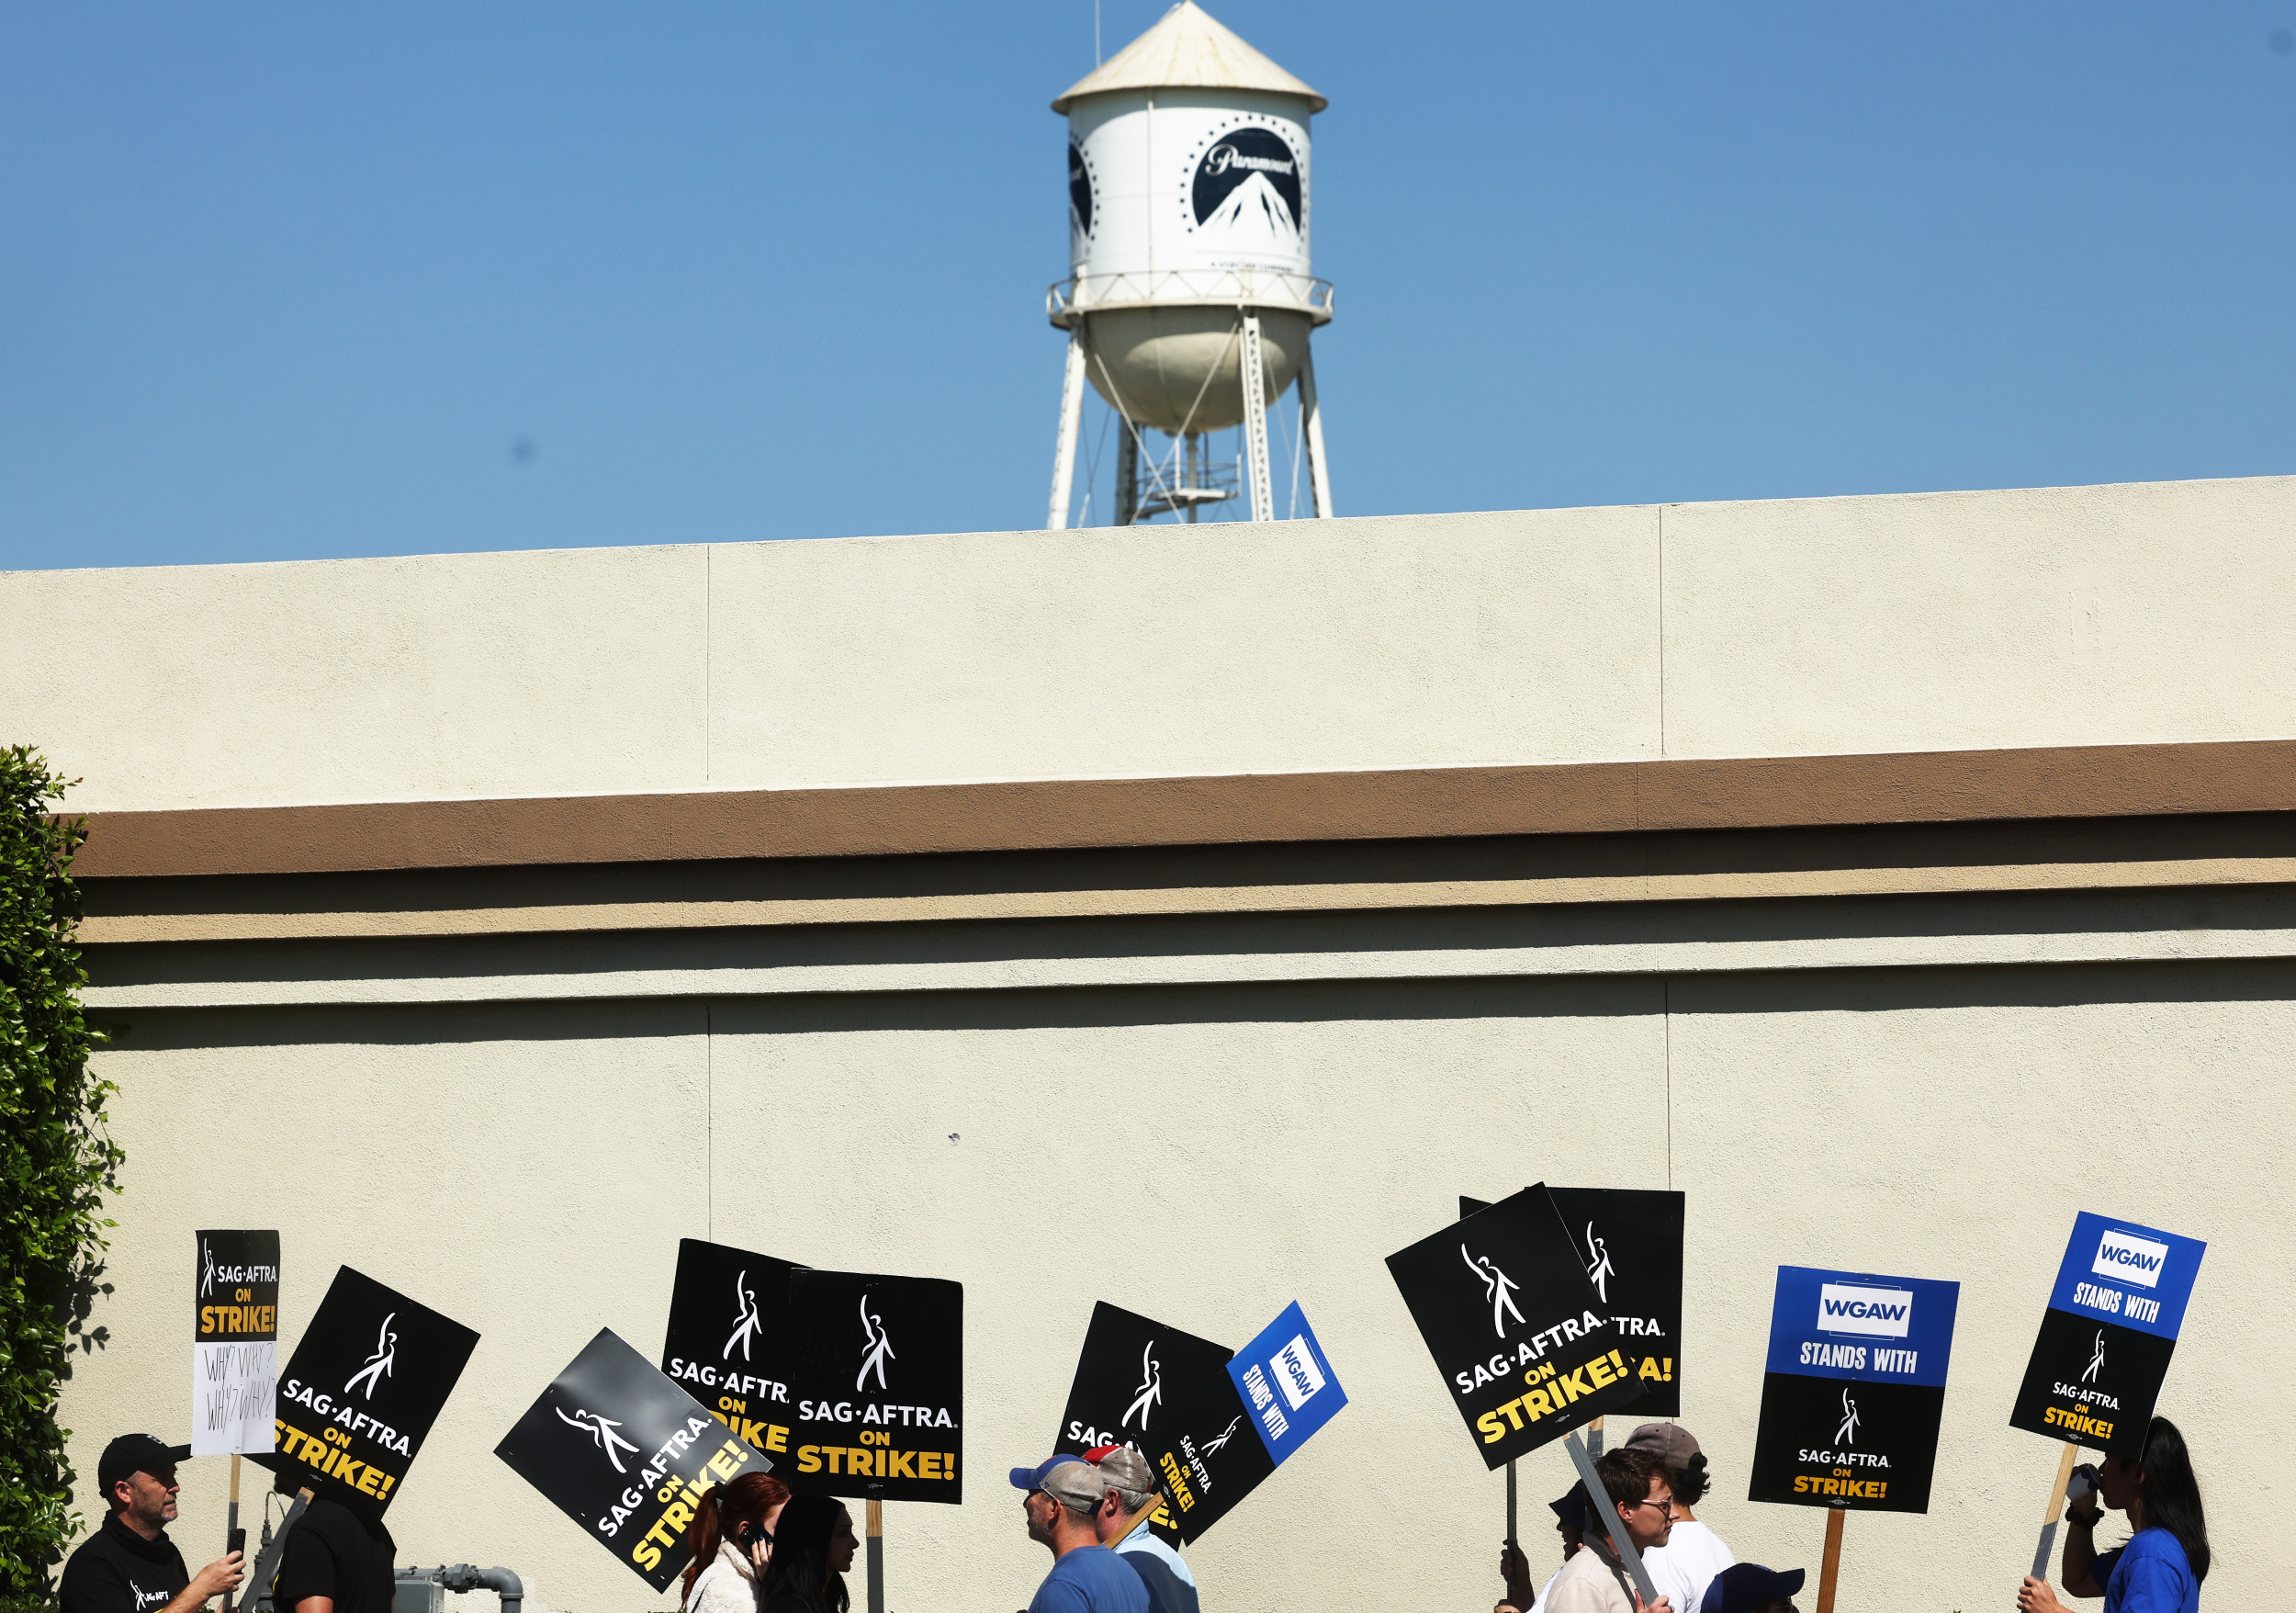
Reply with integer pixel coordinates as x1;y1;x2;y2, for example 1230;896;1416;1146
25;479;2292;1611
64;962;2281;1613
8;475;2295;812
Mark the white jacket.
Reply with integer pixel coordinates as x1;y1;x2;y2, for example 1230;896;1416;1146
683;1540;757;1613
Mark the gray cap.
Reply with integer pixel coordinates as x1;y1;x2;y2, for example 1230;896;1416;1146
1094;1447;1157;1496
1041;1460;1109;1514
1625;1422;1701;1467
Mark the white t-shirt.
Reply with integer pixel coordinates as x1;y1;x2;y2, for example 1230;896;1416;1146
1640;1520;1735;1613
1526;1562;1569;1613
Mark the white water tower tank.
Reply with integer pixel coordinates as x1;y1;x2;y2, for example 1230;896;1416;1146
1044;2;1334;525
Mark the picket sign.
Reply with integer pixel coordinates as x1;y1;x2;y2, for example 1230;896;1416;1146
1816;1510;1845;1613
2009;1213;2204;1596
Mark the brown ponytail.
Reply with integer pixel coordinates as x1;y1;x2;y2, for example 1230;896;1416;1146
682;1472;793;1607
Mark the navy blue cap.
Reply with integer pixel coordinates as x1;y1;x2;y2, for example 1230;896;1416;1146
1548;1488;1589;1530
1700;1564;1806;1612
1008;1456;1077;1492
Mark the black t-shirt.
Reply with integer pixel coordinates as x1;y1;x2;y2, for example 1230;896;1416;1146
61;1513;192;1613
273;1498;394;1613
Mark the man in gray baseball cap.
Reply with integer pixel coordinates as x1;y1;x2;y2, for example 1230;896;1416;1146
1626;1424;1735;1613
1086;1445;1199;1613
1010;1456;1148;1613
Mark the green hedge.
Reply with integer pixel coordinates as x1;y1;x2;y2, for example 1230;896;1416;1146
1;749;120;1594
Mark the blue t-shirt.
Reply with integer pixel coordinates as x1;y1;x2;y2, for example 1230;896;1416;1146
1030;1547;1152;1613
2091;1529;2200;1613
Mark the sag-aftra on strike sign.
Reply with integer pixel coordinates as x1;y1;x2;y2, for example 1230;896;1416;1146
500;1327;773;1593
1388;1186;1647;1467
2009;1212;2205;1457
1748;1265;1959;1515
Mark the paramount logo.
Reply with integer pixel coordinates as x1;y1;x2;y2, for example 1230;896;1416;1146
2092;1228;2167;1290
1816;1283;1913;1338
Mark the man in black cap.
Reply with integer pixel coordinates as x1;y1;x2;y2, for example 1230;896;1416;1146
1694;1564;1802;1613
61;1435;244;1613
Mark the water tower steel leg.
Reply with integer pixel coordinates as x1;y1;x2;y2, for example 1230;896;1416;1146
1047;327;1088;531
1299;339;1334;519
1239;313;1275;523
1115;421;1138;525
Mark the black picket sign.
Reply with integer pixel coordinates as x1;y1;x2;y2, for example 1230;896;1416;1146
195;1230;280;1342
1129;1365;1277;1545
1747;1375;1946;1512
659;1238;805;1462
2009;1308;2177;1456
1464;1188;1686;1418
193;1229;281;1458
253;1267;478;1520
1053;1303;1233;1543
498;1327;772;1593
779;1269;963;1505
1390;1186;1647;1468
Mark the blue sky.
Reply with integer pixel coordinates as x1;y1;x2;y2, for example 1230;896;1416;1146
6;3;2295;569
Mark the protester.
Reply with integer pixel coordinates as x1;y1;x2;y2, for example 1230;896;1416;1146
1537;1448;1676;1613
1008;1456;1149;1613
1083;1445;1198;1613
1697;1565;1803;1612
1626;1424;1735;1613
754;1495;856;1613
270;1467;397;1613
683;1472;793;1613
2018;1416;2210;1613
60;1436;244;1613
1497;1489;1587;1613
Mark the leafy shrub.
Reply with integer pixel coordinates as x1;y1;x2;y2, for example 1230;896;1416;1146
1;749;121;1592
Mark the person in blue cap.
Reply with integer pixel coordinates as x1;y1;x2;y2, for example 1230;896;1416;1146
1696;1564;1802;1612
1009;1457;1149;1613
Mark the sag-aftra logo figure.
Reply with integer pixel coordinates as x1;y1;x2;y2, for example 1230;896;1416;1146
1461;1244;1525;1337
344;1314;397;1399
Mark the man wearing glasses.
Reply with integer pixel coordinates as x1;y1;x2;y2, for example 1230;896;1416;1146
1539;1448;1676;1613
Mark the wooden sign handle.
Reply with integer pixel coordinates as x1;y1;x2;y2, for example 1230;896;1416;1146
1815;1508;1845;1613
864;1484;884;1613
2029;1440;2080;1583
220;1455;242;1613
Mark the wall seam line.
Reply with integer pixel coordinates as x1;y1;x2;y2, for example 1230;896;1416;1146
706;998;715;1239
704;546;714;784
1657;503;1669;761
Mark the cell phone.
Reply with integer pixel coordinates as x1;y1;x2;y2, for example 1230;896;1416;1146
732;1521;771;1550
228;1528;246;1557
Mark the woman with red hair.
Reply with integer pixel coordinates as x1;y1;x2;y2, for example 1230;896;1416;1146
682;1472;793;1613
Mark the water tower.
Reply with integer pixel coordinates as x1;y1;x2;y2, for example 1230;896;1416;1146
1045;1;1334;527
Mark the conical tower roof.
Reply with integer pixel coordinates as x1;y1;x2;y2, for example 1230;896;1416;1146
1052;1;1326;114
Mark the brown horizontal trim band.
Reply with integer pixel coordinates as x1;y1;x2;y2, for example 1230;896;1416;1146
71;854;2296;944
69;739;2296;880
